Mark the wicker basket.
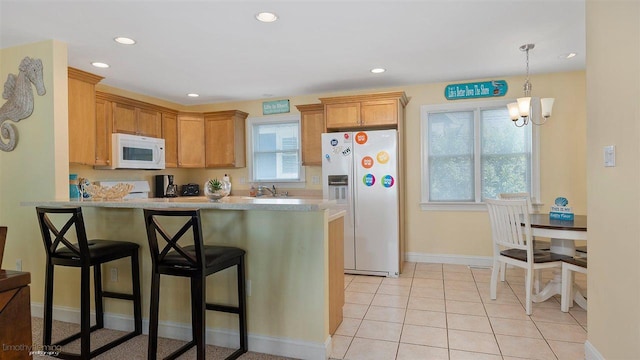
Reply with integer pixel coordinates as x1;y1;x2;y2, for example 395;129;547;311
84;183;133;201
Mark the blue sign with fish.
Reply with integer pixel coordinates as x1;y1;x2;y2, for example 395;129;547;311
445;80;508;100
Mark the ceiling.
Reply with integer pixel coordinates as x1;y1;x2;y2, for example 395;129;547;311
0;0;585;106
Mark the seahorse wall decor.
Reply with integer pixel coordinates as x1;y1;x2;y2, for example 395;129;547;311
0;56;46;152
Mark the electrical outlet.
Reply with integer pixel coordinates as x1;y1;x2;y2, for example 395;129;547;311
246;280;251;296
239;177;246;184
311;176;320;185
15;259;22;271
110;268;118;282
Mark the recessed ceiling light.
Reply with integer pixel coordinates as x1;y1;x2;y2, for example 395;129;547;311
370;68;386;74
91;62;110;68
114;37;136;45
187;93;200;98
559;52;577;59
256;12;278;23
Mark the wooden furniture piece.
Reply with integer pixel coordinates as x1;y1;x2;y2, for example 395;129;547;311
0;270;32;360
328;216;344;334
68;67;104;166
204;110;248;168
319;92;408;130
177;113;206;168
143;208;247;360
0;226;6;268
486;198;566;315
295;103;325;166
36;207;142;359
561;257;587;312
161;112;178;168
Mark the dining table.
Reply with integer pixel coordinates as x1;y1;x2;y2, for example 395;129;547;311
526;214;587;309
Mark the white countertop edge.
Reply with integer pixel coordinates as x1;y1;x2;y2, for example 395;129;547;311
22;196;337;212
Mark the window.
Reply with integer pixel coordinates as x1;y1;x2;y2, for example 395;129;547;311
247;114;305;183
420;99;539;210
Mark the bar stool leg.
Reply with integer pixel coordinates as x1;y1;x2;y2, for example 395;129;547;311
80;265;92;359
94;264;105;329
43;261;54;347
191;276;206;360
237;257;248;353
147;271;161;360
131;252;142;334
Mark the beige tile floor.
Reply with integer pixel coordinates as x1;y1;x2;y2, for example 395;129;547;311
331;262;587;360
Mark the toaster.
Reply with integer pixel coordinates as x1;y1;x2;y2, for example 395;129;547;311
180;183;200;196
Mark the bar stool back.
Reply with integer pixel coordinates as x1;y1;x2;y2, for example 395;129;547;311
36;206;142;359
143;208;247;360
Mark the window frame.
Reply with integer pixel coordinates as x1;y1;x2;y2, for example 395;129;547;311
420;99;540;211
246;113;306;186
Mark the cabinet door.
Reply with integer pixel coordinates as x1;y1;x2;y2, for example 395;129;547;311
112;102;137;135
203;110;247;168
177;113;205;168
162;113;178;168
137;108;162;138
361;99;398;127
95;98;113;167
297;104;325;166
325;103;360;129
68;77;96;165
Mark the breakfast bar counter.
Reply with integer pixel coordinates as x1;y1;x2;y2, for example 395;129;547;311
24;196;343;360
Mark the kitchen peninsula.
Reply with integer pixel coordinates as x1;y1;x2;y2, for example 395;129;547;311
26;196;344;360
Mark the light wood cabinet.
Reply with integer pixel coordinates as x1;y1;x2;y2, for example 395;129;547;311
162;112;178;168
295;103;325;166
95;96;113;167
320;91;409;130
112;102;161;138
329;216;345;334
204;110;248;168
68;67;103;165
177;113;205;168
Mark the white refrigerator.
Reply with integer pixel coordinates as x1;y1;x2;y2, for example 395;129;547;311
322;129;400;277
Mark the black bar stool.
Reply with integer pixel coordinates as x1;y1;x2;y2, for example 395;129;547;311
143;208;247;360
35;206;142;360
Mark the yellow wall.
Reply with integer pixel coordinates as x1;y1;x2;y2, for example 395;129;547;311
0;40;68;277
586;1;640;358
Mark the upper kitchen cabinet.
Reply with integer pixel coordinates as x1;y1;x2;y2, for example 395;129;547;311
162;112;178;168
320;91;409;130
177;113;205;168
112;101;162;138
295;103;325;166
68;67;103;165
204;110;248;168
94;94;113;167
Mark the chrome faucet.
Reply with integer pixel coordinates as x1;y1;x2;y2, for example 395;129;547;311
257;185;277;197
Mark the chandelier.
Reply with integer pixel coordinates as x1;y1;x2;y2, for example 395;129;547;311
507;44;555;127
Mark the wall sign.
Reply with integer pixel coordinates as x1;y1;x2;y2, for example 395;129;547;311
262;99;290;115
444;80;508;100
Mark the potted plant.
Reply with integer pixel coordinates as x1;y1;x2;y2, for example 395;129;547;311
204;178;230;201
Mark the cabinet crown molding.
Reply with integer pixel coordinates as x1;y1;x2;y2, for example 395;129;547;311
203;110;249;119
68;67;103;84
295;103;324;112
319;91;409;107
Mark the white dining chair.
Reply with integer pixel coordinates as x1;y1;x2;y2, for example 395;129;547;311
486;198;565;315
561;257;587;312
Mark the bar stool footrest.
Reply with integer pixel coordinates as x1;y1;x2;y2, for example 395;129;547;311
206;302;240;314
102;291;135;301
163;340;196;360
49;328;141;360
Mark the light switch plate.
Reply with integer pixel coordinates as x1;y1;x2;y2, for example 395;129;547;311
604;145;616;167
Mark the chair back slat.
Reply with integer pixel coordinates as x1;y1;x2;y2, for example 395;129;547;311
498;192;535;214
144;208;205;269
486;198;532;253
36;207;90;261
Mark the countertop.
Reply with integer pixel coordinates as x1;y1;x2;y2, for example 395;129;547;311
24;195;337;212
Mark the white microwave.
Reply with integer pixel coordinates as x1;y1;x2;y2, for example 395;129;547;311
99;133;165;170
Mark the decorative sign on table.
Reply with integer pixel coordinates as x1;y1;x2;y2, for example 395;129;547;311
550;197;574;221
444;80;508;100
262;99;290;115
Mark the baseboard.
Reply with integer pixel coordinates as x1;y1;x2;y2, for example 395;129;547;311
584;340;604;360
31;302;330;360
405;252;493;267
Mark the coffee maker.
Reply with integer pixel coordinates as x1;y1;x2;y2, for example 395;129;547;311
154;175;178;198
